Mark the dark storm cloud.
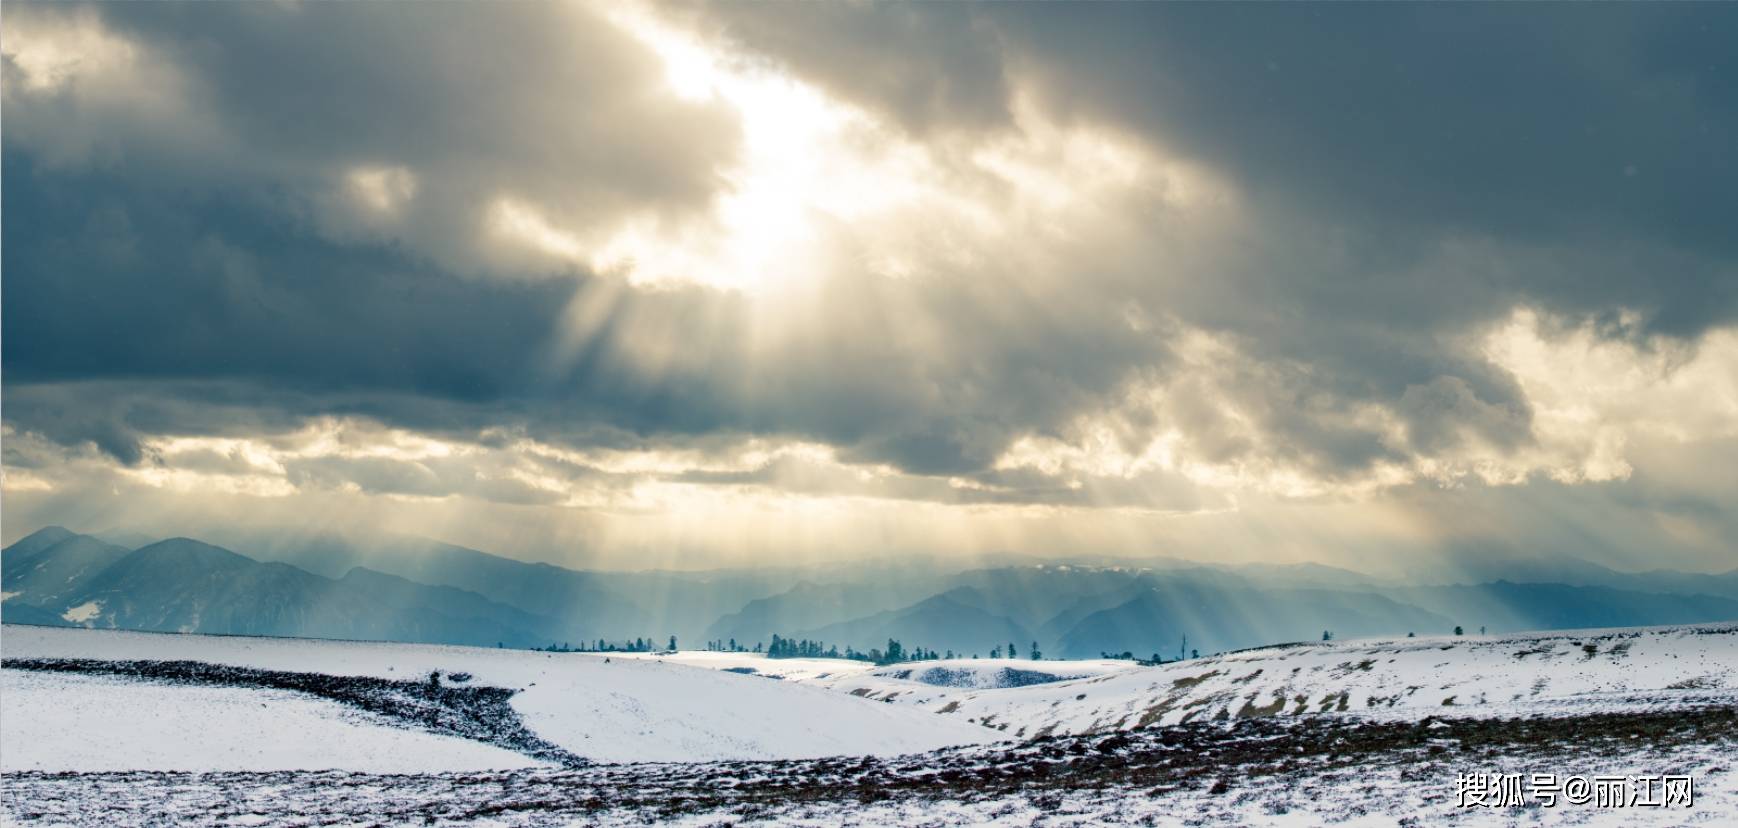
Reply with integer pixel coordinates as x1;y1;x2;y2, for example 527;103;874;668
1017;5;1735;242
714;3;1738;268
4;0;1736;508
4;2;740;245
3;0;1160;477
697;1;1738;477
2;159;570;397
995;2;1738;342
1;152;1154;469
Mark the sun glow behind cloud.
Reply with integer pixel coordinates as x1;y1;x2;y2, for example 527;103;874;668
346;165;418;216
534;5;880;294
493;3;1230;301
6;2;1738;576
2;7;137;92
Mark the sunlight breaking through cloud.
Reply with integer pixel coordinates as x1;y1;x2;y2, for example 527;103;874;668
4;2;1737;574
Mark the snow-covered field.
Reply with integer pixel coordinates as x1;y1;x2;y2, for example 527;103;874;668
4;622;1735;826
615;626;1738;739
0;626;994;767
609;651;1134;688
797;624;1738;737
9;704;1733;826
1;669;540;773
609;650;884;682
860;658;1134;689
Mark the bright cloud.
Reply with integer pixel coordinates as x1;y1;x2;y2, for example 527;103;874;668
4;2;1736;572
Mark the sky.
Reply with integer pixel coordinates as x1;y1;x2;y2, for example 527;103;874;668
3;2;1735;575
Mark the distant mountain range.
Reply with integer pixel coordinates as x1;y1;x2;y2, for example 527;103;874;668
2;529;553;647
799;588;1037;656
1052;583;1452;659
5;525;1738;658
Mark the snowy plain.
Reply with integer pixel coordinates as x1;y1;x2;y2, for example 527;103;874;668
4;622;1735;825
610;650;1135;687
602;625;1738;740
1;669;541;773
0;625;995;766
795;623;1738;737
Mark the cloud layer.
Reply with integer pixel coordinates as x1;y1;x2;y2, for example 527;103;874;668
4;2;1734;571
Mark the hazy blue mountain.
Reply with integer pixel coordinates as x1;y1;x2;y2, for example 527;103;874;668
1586;568;1738;602
1222;561;1379;590
930;564;1387;653
705;580;941;647
1629;569;1738;601
936;564;1388;647
225;531;837;643
3;525;79;558
3;533;553;647
942;566;1158;629
1035;582;1154;645
1055;584;1453;658
798;589;1036;656
335;567;558;642
1390;581;1738;634
76;538;270;625
1404;553;1738;601
0;601;71;627
13;525;1738;657
586;569;819;646
2;529;132;608
226;532;657;638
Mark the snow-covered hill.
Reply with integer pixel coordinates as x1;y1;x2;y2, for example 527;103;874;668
5;622;1737;825
797;623;1738;738
0;625;995;771
621;651;1137;688
556;626;1738;743
2;669;541;773
859;658;1134;689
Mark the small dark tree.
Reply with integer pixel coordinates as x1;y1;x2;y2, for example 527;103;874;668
1030;641;1041;660
1322;630;1333;642
1454;626;1465;636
